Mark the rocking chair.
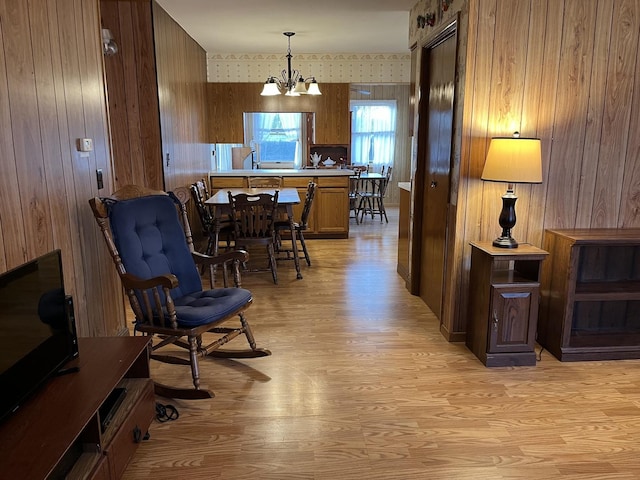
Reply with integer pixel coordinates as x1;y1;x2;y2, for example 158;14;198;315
89;185;271;400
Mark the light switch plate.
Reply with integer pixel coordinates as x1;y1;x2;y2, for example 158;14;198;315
77;138;93;152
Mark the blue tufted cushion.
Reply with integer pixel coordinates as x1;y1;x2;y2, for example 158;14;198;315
108;194;202;298
173;288;252;327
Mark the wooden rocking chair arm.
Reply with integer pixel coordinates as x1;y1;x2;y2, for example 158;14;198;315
120;272;179;290
192;250;249;266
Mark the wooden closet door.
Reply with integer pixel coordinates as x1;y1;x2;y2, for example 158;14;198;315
418;31;457;320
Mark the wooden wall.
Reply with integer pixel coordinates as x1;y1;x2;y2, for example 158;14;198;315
207;83;351;145
153;2;209;192
410;0;640;339
351;83;412;206
0;0;211;338
100;0;209;193
0;0;124;337
100;0;164;190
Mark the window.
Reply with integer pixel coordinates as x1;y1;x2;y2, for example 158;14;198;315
350;100;397;170
244;113;306;168
212;143;243;170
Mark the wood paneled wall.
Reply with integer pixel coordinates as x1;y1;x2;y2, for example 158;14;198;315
100;0;209;193
101;0;163;190
0;0;210;339
351;83;411;206
410;0;640;339
0;0;124;337
153;2;209;192
206;83;351;145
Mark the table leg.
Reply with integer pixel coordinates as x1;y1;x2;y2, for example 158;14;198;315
286;206;303;279
212;215;222;256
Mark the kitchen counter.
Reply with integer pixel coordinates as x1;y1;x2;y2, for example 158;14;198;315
209;170;352;239
210;169;355;177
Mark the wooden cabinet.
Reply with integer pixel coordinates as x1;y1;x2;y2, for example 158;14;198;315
466;242;548;367
308;144;350;168
314;176;350;237
210;177;247;195
538;229;640;361
0;337;154;479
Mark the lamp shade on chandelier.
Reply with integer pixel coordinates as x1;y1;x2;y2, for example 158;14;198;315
260;32;321;97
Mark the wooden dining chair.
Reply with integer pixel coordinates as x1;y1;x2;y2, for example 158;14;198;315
228;191;280;284
247;176;282;188
190;178;234;255
89;185;270;400
349;171;362;224
275;181;317;266
358;166;393;223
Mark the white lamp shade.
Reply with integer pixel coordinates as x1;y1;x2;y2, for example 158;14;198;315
293;79;308;94
481;137;542;184
306;80;322;96
260;81;281;96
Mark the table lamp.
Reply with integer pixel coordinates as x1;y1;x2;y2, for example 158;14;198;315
481;133;542;248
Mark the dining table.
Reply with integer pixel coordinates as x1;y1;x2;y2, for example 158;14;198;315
205;187;303;280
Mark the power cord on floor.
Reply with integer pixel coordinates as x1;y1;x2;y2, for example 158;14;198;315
155;402;179;422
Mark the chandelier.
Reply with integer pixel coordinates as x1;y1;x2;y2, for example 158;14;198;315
260;32;321;97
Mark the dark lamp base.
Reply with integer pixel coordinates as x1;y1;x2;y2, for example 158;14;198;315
493;235;518;248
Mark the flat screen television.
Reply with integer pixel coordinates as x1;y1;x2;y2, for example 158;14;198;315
0;249;79;423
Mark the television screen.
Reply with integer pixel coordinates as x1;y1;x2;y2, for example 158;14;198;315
0;250;78;423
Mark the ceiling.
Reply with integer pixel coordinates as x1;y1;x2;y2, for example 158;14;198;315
154;0;417;55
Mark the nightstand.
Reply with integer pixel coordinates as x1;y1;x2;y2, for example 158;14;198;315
466;242;548;367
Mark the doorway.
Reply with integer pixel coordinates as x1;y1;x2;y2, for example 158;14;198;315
414;24;457;320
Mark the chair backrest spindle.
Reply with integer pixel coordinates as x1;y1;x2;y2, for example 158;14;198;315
300;182;317;228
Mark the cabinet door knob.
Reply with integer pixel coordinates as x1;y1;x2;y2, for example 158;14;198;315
492;311;499;327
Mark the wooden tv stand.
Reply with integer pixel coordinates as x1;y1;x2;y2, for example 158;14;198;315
0;336;155;479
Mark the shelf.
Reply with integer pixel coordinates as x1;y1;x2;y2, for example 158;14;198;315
308;144;350;168
575;280;640;301
101;377;154;447
570;330;640;348
491;270;540;285
538;229;640;361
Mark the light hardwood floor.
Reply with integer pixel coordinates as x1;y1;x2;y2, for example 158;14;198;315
123;208;640;480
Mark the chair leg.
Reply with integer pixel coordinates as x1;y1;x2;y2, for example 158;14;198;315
380;197;388;223
299;231;311;266
239;312;257;350
267;244;278;284
357;196;367;222
187;335;202;391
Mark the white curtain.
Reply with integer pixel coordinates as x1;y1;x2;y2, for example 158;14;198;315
350;100;397;170
244;113;304;167
213;143;243;170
